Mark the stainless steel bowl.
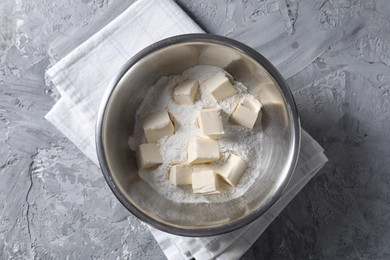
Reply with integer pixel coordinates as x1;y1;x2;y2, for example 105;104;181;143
96;34;300;237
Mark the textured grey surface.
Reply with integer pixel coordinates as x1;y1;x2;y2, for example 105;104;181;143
1;0;390;259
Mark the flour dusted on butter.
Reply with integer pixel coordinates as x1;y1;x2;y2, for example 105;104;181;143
204;71;238;102
196;108;224;139
192;170;219;194
187;136;220;165
169;164;193;186
173;79;199;104
136;143;163;169
217;153;247;187
129;65;268;204
143;110;175;142
230;96;262;129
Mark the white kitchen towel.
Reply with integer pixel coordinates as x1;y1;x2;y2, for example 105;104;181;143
45;0;328;259
45;0;203;164
150;130;327;259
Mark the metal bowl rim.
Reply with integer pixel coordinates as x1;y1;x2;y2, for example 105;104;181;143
96;33;301;237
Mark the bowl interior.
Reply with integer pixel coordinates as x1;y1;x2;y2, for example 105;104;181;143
99;37;299;236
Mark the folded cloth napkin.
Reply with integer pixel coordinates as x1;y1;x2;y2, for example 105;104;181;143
45;0;203;164
45;0;328;259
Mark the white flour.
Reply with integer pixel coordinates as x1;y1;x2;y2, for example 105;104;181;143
128;65;267;203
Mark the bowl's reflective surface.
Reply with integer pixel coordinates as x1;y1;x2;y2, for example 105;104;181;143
96;34;300;236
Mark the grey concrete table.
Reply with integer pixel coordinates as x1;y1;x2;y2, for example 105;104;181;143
1;0;390;259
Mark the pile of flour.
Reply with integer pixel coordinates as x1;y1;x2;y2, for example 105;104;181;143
128;65;267;204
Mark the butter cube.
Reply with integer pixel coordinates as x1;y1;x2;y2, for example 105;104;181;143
196;108;224;139
216;154;247;187
192;170;219;194
136;143;163;169
143;110;175;143
173;79;199;104
230;96;262;129
187;136;220;165
204;71;238;102
169;164;193;186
